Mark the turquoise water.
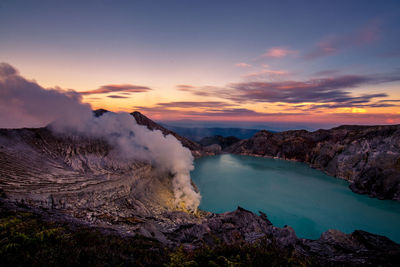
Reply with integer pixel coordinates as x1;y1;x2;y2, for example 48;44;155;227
191;154;400;243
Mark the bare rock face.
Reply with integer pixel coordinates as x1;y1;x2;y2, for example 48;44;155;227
226;125;400;200
0;127;203;243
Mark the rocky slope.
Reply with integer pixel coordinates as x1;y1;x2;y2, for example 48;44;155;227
226;125;400;200
1;115;400;265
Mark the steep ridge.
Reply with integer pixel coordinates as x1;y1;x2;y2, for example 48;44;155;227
94;109;205;157
130;111;205;157
225;125;400;200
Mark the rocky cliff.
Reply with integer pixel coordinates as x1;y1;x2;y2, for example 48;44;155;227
226;125;400;200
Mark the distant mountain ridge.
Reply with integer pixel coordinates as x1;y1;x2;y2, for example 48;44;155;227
159;124;261;141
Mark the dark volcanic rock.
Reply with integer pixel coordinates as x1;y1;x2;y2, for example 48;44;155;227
302;229;400;266
198;135;241;150
168;207;400;266
226;125;400;200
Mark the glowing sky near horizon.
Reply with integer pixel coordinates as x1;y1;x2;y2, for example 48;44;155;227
1;0;400;128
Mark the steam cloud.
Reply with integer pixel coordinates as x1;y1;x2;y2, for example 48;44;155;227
0;63;201;211
65;112;201;211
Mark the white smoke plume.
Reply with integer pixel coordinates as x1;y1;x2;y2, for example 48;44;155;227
0;63;201;211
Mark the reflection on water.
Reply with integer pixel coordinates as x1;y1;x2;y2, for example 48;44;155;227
191;154;400;243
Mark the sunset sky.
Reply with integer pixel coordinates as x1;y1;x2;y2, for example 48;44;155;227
1;0;400;129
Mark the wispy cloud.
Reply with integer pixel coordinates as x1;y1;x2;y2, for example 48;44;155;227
235;62;252;68
242;68;289;79
80;84;152;95
178;72;400;109
135;105;302;119
134;101;238;118
313;69;341;77
304;19;381;60
156;101;235;108
304;101;399;110
107;95;130;99
176;84;219;97
229;74;398;104
262;47;298;58
185;109;301;117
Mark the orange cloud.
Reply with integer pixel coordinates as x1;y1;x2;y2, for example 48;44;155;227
243;68;289;79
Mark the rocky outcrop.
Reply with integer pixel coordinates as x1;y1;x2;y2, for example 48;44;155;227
226;125;400;200
302;229;400;266
198;135;241;149
167;207;400;266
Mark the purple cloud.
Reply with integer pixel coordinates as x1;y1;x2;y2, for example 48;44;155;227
178;72;400;109
107;95;130;99
313;69;341;77
81;84;152;95
235;62;252;68
156;101;235;108
135;105;302;118
229;74;397;104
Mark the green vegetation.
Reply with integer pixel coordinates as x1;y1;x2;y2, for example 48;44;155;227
166;241;313;267
0;203;315;266
0;206;168;266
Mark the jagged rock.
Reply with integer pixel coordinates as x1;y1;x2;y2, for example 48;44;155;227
226;125;400;200
166;206;400;265
301;229;400;266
